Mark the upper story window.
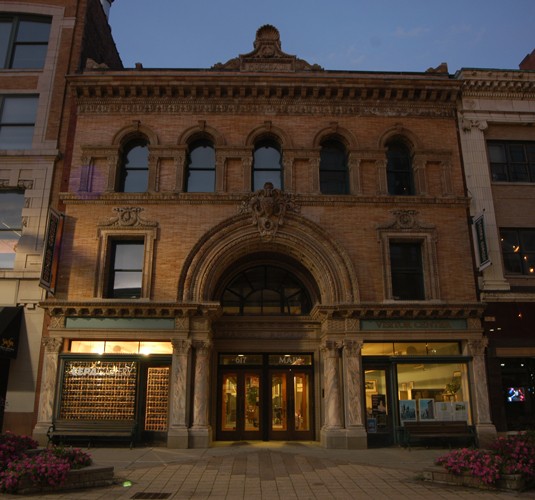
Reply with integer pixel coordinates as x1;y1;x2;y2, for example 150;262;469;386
221;265;312;315
0;95;38;149
0;190;24;268
119;139;149;192
488;141;535;183
253;139;282;191
320;139;348;194
500;229;535;276
107;240;144;298
386;140;414;195
185;139;215;192
389;241;425;300
0;15;51;69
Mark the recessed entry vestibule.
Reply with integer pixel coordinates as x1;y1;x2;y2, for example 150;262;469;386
216;353;315;442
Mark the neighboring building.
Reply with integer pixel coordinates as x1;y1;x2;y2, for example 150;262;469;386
35;25;497;449
0;0;121;436
456;63;535;434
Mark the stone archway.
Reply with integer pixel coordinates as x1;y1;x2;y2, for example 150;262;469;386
177;212;359;306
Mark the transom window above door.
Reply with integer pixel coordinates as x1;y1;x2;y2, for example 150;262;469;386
221;265;311;315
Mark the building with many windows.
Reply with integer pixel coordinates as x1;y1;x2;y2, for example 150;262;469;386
456;65;535;434
0;0;121;436
33;25;498;449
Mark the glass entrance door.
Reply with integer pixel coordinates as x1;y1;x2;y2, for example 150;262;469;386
218;370;262;440
364;366;394;447
269;370;313;440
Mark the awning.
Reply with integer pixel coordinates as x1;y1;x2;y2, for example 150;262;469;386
0;307;23;359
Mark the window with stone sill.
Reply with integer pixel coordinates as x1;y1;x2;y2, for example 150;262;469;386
96;225;157;300
0;14;51;69
488;141;535;183
500;228;535;276
0;94;38;149
252;139;282;191
389;241;425;300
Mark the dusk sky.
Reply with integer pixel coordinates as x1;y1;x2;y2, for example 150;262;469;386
108;0;534;73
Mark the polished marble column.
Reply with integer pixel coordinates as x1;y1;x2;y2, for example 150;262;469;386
167;339;191;448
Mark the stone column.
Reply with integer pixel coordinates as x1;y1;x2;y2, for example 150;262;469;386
320;340;345;448
343;339;367;449
376;159;388;195
189;340;212;448
173;151;186;193
348;156;362;195
282;154;294;191
167;339;191;448
242;156;252;191
467;339;497;448
412;156;427;195
32;337;63;446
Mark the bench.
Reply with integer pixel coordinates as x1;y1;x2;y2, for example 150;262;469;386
47;420;137;449
401;421;476;449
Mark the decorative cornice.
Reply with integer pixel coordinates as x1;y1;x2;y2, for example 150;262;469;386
40;301;221;318
59;191;470;207
457;70;535;99
311;303;485;321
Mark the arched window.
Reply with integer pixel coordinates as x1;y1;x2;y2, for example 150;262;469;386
185;139;215;192
386;140;414;195
320;139;348;194
252;139;282;191
221;265;311;315
118;139;149;192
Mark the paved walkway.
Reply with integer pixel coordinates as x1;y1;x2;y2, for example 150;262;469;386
6;442;535;499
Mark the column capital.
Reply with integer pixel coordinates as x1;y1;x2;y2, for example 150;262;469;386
172;338;192;355
42;337;63;353
343;339;363;357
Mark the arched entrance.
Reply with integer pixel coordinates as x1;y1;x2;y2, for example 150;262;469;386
177;212;359;443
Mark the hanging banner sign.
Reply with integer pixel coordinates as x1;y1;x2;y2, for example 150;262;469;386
473;212;491;271
40;208;64;294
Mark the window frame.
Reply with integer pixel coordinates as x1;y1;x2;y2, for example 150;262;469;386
500;228;535;276
96;227;157;299
0;189;25;269
488;141;535;183
386;140;415;196
379;231;439;302
319;139;349;194
117;139;149;193
185;138;216;193
252;139;283;191
389;241;425;300
0;14;51;69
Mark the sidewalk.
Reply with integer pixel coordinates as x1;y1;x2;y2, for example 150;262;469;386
6;442;535;499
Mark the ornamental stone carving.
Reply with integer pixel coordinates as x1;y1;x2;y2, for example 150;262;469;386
99;207;158;227
239;182;300;240
377;210;435;231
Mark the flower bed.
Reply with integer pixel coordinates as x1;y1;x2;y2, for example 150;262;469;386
431;432;535;491
0;431;95;494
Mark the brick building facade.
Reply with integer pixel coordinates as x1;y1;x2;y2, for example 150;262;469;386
34;25;497;448
0;0;121;436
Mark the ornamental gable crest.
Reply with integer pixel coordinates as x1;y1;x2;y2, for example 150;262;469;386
240;182;300;240
212;25;323;73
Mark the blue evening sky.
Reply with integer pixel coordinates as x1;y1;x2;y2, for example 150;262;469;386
109;0;534;73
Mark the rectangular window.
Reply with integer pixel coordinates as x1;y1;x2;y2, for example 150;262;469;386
108;240;144;298
488;141;535;183
500;228;535;276
0;95;38;149
0;190;24;268
0;15;51;69
390;242;425;300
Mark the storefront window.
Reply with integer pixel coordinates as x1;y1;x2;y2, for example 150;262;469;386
397;362;470;424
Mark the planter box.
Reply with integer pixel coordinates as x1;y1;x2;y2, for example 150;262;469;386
16;464;115;494
423;466;527;491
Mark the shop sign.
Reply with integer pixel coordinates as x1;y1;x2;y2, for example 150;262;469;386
39;208;64;294
361;319;467;331
0;307;22;359
268;354;312;366
473;212;491;271
219;354;263;365
67;361;136;377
